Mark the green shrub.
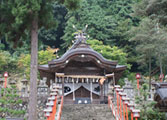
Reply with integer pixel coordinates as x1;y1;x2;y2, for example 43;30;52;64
0;86;25;118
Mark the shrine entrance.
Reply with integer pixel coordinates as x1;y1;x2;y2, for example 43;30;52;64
75;86;90;98
38;29;126;104
54;74;104;104
75;86;91;104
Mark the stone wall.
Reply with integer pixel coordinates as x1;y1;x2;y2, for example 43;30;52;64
0;77;49;120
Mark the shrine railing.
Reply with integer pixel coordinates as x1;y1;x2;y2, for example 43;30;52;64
57;96;64;120
44;84;63;120
108;85;140;120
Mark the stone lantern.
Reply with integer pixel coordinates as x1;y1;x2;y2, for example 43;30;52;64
123;78;134;99
9;79;16;85
0;78;4;87
21;76;29;97
21;77;28;86
37;77;49;96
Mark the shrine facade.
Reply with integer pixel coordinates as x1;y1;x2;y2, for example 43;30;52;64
38;30;126;104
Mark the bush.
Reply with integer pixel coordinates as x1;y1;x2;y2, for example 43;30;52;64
0;85;25;118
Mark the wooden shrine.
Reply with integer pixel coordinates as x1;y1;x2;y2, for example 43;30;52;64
154;83;167;111
38;28;126;104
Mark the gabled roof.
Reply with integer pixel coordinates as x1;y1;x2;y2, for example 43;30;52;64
38;31;126;77
154;83;167;111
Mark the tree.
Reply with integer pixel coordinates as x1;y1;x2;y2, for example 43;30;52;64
131;0;167;75
39;3;67;49
18;47;57;78
0;0;81;119
62;0;139;49
130;17;167;89
62;0;111;49
146;0;167;26
87;39;131;69
130;18;158;90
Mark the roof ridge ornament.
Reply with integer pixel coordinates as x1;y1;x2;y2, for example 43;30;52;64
73;24;88;44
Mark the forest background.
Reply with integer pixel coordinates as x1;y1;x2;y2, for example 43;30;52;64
0;0;167;84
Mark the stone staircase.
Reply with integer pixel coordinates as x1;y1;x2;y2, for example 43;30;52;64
61;104;114;120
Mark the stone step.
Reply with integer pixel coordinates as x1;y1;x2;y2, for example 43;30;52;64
61;104;114;120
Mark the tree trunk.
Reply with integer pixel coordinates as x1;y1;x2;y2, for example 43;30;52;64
149;54;151;92
28;16;38;120
159;53;163;77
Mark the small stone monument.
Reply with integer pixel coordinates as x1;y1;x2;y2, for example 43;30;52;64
37;77;49;96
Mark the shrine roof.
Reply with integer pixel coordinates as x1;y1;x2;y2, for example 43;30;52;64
154;83;167;111
156;88;167;100
48;47;117;66
38;29;126;77
38;64;49;71
116;65;126;70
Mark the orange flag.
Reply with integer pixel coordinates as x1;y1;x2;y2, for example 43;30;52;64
99;77;106;85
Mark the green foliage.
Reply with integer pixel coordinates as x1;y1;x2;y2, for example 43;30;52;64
131;0;167;75
117;78;125;87
18;47;56;78
129;16;167;74
127;72;136;82
87;39;131;69
0;86;25;118
0;0;81;47
62;0;110;49
146;0;167;26
0;51;18;73
62;0;139;48
38;3;68;50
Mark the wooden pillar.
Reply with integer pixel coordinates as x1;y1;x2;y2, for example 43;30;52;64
72;78;75;101
113;73;115;86
55;75;57;83
62;77;64;98
90;79;93;103
100;84;103;102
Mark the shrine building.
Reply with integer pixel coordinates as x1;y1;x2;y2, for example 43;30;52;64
38;30;126;104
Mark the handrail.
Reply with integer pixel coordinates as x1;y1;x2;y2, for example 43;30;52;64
108;96;120;120
108;85;140;120
47;96;57;120
57;96;64;120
